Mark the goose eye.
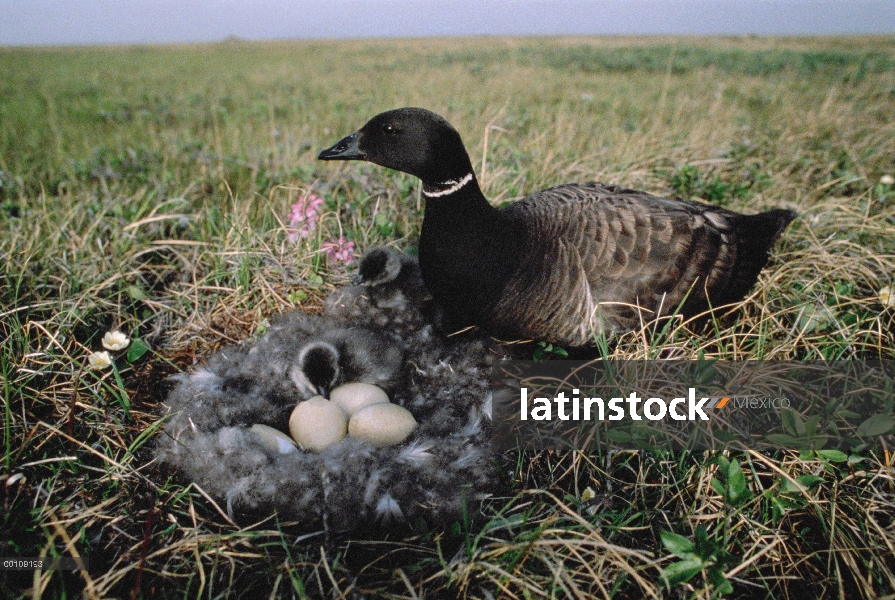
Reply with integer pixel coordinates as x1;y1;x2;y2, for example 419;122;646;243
382;123;398;136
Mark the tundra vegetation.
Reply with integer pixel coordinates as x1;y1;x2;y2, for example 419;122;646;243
1;36;894;598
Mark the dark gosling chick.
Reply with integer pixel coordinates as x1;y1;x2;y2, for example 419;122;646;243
319;107;798;347
353;246;432;310
325;246;439;341
290;327;404;397
289;340;340;398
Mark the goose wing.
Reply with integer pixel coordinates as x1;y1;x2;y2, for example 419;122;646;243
493;182;738;345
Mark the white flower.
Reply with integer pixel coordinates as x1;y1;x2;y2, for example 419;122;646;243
102;330;130;351
880;286;895;308
880;175;895;186
88;351;113;369
581;486;596;502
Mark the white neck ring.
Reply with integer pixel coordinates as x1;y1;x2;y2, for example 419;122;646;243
423;173;474;198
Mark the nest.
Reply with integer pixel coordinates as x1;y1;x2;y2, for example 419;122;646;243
156;249;508;533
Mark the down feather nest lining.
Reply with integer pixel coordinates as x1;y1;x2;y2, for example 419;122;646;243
156;248;506;532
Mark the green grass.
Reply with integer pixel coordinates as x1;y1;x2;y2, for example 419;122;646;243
1;36;895;598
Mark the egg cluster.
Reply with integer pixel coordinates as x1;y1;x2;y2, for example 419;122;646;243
256;382;417;452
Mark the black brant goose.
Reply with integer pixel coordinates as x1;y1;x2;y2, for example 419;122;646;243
319;108;797;346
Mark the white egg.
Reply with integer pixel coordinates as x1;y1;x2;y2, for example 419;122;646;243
289;396;348;452
348;403;417;447
249;424;298;455
330;382;389;416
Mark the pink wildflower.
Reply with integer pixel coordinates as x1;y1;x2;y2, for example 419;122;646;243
289;194;324;223
287;223;314;243
322;237;356;265
287;194;324;243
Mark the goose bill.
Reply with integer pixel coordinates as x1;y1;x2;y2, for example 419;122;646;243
318;131;365;160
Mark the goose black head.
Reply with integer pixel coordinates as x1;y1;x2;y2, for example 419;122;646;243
319;108;474;185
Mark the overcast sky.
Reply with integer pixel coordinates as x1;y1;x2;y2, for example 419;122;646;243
1;1;893;46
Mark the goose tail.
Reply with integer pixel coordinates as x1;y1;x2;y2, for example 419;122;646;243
724;208;797;305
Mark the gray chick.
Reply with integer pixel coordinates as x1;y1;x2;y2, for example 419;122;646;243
326;246;440;340
352;246;432;310
289;326;404;397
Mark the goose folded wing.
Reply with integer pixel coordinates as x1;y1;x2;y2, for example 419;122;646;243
500;183;737;342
